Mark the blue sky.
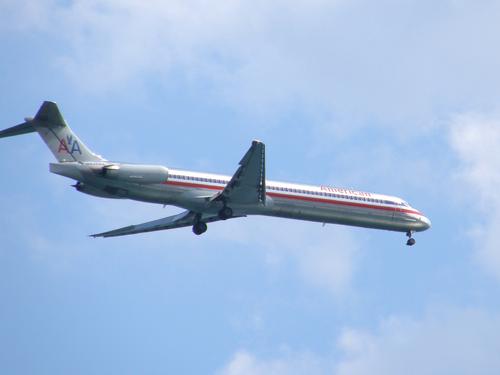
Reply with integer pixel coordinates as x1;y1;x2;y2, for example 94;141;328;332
1;1;500;374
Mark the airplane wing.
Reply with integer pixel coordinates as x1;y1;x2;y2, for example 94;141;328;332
90;210;243;238
215;140;266;205
91;140;265;238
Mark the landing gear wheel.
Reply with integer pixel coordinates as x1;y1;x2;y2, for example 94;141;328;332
406;230;416;246
406;238;416;246
192;222;207;235
218;206;233;220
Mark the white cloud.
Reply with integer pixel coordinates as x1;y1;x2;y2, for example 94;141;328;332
216;349;330;375
81;194;360;297
5;0;500;128
295;226;359;296
449;112;500;281
18;0;341;96
209;217;361;297
218;308;500;375
336;308;500;375
450;113;500;207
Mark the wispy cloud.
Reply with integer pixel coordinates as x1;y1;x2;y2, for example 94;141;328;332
449;111;500;281
5;0;500;129
216;349;330;375
218;307;500;375
336;308;500;375
206;216;361;297
87;195;362;297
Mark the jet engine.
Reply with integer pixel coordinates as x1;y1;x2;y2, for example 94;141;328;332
99;164;169;184
73;182;123;199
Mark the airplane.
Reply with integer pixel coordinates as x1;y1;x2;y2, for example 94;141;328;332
0;101;430;245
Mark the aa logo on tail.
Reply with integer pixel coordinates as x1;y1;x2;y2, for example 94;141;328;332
58;135;82;155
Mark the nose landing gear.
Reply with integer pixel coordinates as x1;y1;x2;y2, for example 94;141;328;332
406;231;416;246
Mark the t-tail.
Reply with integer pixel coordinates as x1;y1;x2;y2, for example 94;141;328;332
0;101;104;162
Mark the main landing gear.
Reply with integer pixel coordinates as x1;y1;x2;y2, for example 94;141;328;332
192;221;207;235
218;206;233;220
406;231;416;246
192;206;233;236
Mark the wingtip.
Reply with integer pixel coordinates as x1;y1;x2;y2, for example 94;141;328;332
89;231;107;238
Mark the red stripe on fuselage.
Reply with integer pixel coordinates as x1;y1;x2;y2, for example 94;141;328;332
266;192;421;214
165;180;223;191
163;180;422;216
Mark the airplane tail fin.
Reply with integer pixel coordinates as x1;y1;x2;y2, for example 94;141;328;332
0;101;105;163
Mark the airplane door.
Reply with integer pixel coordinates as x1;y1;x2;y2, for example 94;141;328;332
392;205;399;220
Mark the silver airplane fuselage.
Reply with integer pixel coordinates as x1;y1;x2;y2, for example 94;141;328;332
1;102;431;243
51;161;431;234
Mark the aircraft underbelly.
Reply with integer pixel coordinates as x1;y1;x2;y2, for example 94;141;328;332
266;196;403;231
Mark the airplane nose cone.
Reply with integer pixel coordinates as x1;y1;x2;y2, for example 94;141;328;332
420;216;431;231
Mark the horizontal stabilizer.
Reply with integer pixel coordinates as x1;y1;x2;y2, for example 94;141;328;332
0;121;35;138
2;101;105;162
